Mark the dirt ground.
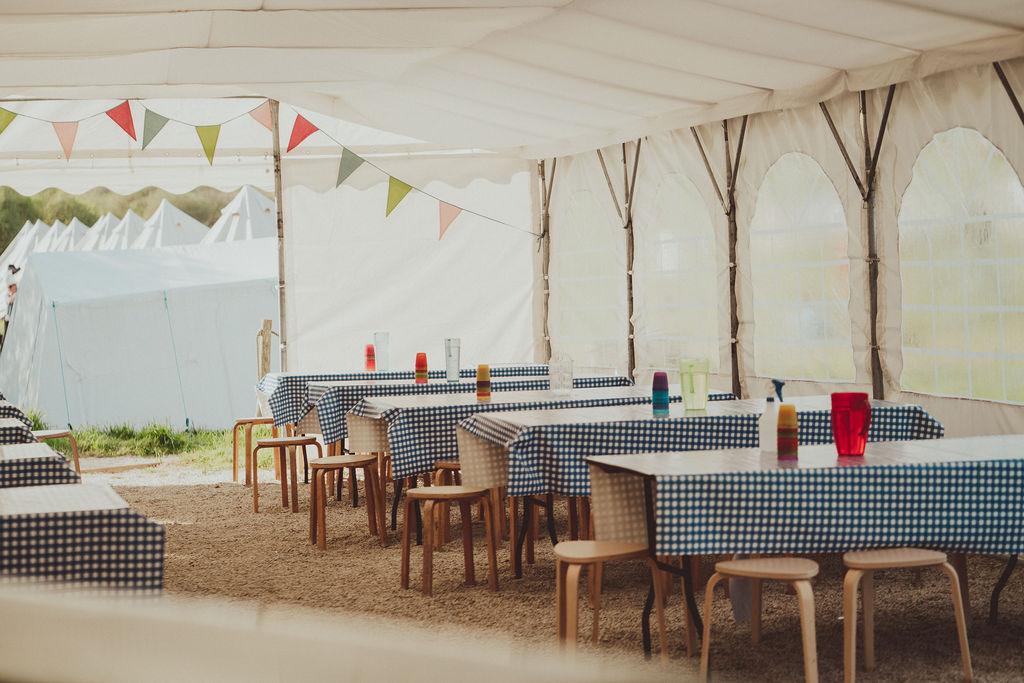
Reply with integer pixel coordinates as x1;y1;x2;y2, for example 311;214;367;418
115;469;1024;682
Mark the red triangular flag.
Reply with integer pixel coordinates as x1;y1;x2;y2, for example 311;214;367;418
439;202;462;240
249;101;272;131
286;114;318;152
53;121;78;160
105;101;136;140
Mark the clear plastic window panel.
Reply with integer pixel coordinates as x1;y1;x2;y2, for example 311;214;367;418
898;127;1024;403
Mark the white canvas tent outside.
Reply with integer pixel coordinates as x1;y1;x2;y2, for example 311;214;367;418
0;221;32;273
5;220;47;271
0;238;279;429
132;199;209;249
32;219;65;253
100;209;146;250
75;213;118;251
50;217;88;252
201;185;276;243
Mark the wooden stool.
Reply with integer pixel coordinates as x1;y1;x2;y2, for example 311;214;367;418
309;454;386;549
553;540;687;658
843;548;972;683
252;436;321;513
400;485;498;597
33;429;80;475
701;558;819;683
231;417;274;485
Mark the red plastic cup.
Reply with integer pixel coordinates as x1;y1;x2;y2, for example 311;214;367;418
365;344;376;372
831;392;871;456
415;352;428;384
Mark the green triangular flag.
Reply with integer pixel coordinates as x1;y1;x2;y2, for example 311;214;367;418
142;109;169;150
386;177;413;217
0;108;15;136
336;148;364;187
196;125;220;165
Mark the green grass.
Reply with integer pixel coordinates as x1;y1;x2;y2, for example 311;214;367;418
29;412;278;473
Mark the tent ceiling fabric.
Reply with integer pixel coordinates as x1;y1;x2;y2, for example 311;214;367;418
1;1;1022;157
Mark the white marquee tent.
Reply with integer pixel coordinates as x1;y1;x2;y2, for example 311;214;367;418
0;239;279;429
0;221;32;273
0;1;1022;434
76;213;119;251
133;199;209;249
202;185;276;243
32;219;64;254
99;209;146;251
50;217;88;252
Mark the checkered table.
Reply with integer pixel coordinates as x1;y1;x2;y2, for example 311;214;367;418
257;364;550;428
587;435;1024;557
309;375;634;444
0;483;165;591
0;401;32;428
457;396;943;497
0;443;80;488
0;418;37;446
348;386;736;479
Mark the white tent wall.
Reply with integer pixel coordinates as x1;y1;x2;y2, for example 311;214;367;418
545;57;1024;435
281;149;538;372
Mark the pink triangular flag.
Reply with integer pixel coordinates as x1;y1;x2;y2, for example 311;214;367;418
105;101;136;140
249;100;273;131
53;121;78;160
439;202;462;240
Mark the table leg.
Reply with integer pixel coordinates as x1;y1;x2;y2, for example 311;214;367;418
641;578;655;658
544;493;558;546
289;449;299;513
508;496;520;576
390;477;404;531
279;448;289;508
989;554;1019;625
514;497;533;579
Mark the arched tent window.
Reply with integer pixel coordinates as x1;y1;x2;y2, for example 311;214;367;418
632;173;719;373
749;152;855;381
898;127;1024;402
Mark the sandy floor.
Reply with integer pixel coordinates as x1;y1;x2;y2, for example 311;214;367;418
113;463;1024;682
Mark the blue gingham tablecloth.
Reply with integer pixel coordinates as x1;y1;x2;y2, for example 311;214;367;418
0;443;80;488
459;398;943;497
0;483;165;591
351;389;736;479
0;418;37;446
257;364;550;428
311;375;634;444
0;402;32;428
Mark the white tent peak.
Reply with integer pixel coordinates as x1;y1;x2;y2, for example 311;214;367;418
132;199;208;249
76;212;119;251
0;221;35;274
100;209;146;250
201;185;276;243
51;217;88;252
31;219;59;253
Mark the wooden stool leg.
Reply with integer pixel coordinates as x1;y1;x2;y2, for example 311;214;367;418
278;448;289;508
751;577;763;645
436;470;451;549
862;570;875;671
364;466;379;537
700;573;725;682
843;569;863;683
940;562;974;682
400;497;415;590
349;467;359;507
568;497;579;541
69;435;81;475
649;561;669;663
232;424;239;482
678;574;698;657
557;559;568;643
369;467;387;547
590;561;603;642
288;449;299;513
244;425;253;486
252;447;261;513
508;496;520;575
309;470;319;544
951;553;970;613
459;500;476;586
316;471;328;550
793;580;819;683
580;496;592;539
422;500;435;596
481;495;498;591
564;563;582;651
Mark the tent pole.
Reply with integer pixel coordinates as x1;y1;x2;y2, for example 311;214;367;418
993;62;1024;127
622;140;642;381
539;159;556;362
270;99;288;372
722;117;747;399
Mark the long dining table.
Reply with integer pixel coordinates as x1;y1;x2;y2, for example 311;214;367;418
585;434;1024;640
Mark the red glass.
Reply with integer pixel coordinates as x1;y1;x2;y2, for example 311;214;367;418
831;392;871;456
364;344;376;372
415;352;428;384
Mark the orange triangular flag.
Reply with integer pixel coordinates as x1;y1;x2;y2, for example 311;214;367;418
249;101;272;131
286;114;318;152
439;202;462;240
105;101;136;140
53;121;78;160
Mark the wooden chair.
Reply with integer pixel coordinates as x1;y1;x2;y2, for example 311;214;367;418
843;548;972;683
231;417;275;485
309;454;386;549
33;429;80;475
400;485;498;597
701;557;819;683
251;435;322;513
553;540;689;659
